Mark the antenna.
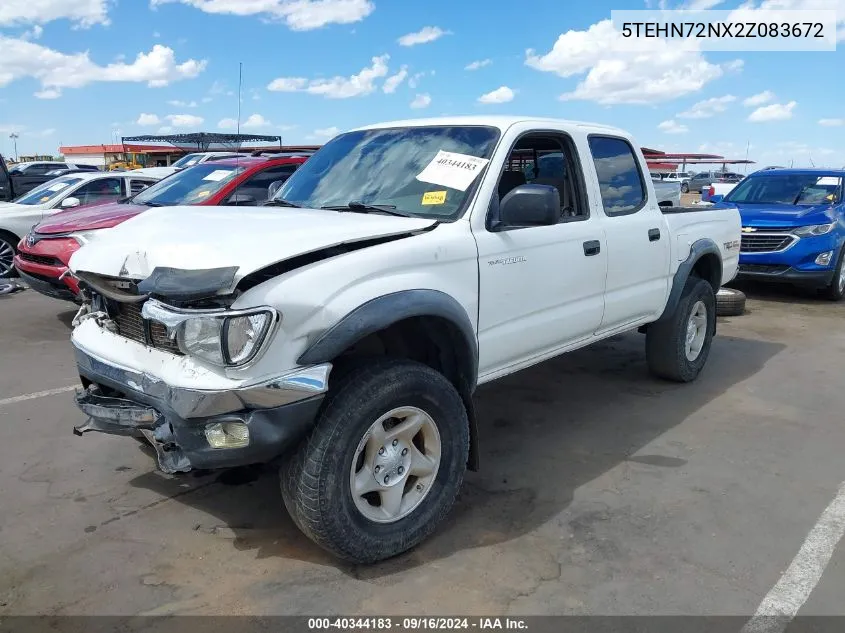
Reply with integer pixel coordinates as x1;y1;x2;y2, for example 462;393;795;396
744;140;749;174
237;62;243;137
809;157;815;167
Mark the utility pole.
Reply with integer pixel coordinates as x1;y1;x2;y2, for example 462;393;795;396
9;133;19;161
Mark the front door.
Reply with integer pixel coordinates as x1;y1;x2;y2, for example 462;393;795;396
474;132;607;378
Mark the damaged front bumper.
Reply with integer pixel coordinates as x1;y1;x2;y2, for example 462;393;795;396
72;344;331;474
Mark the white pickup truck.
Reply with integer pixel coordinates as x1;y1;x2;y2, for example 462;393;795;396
66;116;741;563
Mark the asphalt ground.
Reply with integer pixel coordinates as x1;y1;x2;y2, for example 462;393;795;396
1;282;844;622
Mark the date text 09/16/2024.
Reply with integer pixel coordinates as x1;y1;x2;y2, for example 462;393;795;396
307;617;528;630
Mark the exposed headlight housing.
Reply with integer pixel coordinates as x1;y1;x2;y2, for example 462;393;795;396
141;299;277;367
792;223;836;237
178;309;275;366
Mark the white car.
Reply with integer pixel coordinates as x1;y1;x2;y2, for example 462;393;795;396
131;152;246;179
0;172;159;277
68;115;741;563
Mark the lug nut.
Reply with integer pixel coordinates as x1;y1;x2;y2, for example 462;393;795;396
398;466;404;475
384;476;390;484
401;448;408;456
392;439;398;446
379;447;385;455
375;465;381;473
416;484;423;491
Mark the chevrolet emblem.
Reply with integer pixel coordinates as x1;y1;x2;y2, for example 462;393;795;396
741;226;757;233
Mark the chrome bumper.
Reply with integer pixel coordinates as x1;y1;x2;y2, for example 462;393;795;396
72;343;331;419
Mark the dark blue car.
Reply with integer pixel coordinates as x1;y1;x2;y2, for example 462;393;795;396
714;168;845;300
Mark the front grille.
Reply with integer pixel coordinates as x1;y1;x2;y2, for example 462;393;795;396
739;264;790;275
740;233;795;253
114;302;183;355
18;252;61;266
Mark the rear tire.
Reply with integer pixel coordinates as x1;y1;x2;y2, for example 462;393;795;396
716;287;746;316
281;358;469;563
822;247;845;301
647;277;716;383
681;183;689;194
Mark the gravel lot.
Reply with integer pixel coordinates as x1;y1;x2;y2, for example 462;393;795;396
1;282;844;617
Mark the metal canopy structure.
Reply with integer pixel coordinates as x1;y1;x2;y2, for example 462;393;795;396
121;132;282;152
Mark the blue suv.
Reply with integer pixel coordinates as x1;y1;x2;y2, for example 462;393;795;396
715;169;845;300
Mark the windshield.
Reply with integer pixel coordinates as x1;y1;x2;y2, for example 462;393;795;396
132;163;243;205
273;125;500;219
171;153;204;169
13;176;83;205
724;174;843;205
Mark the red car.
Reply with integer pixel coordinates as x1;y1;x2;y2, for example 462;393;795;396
14;155;307;301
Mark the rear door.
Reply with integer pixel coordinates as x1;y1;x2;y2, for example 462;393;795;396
587;135;671;332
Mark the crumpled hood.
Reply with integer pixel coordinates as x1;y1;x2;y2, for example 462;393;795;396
69;205;437;287
719;202;837;228
36;201;149;234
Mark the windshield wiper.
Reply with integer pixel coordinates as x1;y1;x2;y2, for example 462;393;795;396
263;199;302;208
321;201;412;217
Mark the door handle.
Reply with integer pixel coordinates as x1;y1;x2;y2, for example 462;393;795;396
648;228;661;242
583;240;601;256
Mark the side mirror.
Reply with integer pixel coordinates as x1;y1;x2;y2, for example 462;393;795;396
497;184;560;229
226;193;257;206
61;196;81;209
267;180;285;200
709;194;724;204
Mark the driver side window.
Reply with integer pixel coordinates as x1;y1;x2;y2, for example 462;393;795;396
72;178;124;206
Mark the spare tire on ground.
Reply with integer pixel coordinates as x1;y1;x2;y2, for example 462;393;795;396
716;287;746;316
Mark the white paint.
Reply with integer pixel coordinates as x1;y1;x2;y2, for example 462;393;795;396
0;385;77;407
741;481;845;633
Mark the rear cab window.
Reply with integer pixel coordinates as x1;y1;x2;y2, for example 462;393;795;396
588;136;647;216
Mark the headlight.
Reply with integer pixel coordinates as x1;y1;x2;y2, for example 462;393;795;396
178;309;275;366
792;223;835;237
69;230;102;245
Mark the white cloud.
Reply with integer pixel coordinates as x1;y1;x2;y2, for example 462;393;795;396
167;99;197;107
34;88;61;99
748;101;796;122
0;38;206;98
408;70;433;89
465;59;491;71
157;126;173;134
137;113;161;125
743;90;775;107
658;119;689;134
242;113;271;129
398;26;450;46
267;54;389;98
819;118;844;127
0;124;25;134
410;93;431;109
150;0;374;31
478;86;514;104
677;95;735;119
525;19;736;105
0;0;110;28
20;24;43;40
382;66;408;93
165;113;204;127
218;118;237;129
310;126;340;140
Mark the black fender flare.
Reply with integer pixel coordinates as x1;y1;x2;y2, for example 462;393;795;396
656;238;722;327
297;289;481;470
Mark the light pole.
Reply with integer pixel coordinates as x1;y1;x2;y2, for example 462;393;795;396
9;133;19;161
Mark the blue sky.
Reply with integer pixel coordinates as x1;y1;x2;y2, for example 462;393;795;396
1;0;843;169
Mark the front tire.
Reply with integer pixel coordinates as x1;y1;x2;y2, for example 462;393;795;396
281;358;469;563
0;231;18;279
822;247;845;301
646;277;716;382
681;183;689;194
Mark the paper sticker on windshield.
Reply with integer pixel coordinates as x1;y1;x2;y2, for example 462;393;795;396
195;190;211;197
46;182;69;192
203;170;231;182
817;177;840;186
421;191;447;205
40;196;50;202
416;150;490;192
